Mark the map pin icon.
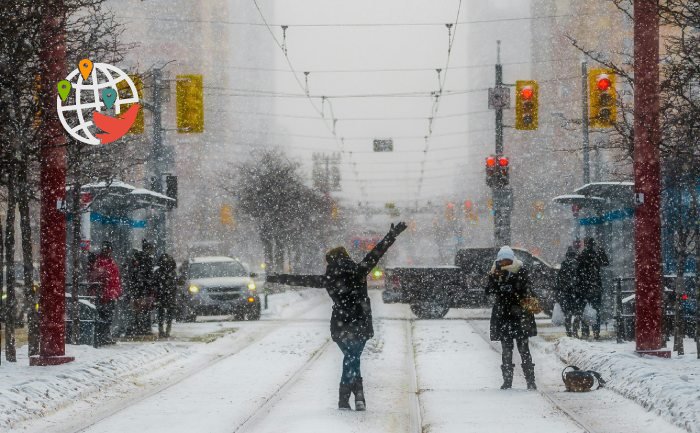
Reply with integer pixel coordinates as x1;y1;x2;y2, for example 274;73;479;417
57;80;72;101
101;87;117;109
79;59;93;81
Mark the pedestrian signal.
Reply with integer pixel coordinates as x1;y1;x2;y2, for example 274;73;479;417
176;74;204;133
515;80;538;130
589;69;616;128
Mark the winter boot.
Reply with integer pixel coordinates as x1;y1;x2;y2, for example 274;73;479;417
500;364;515;389
522;363;537;390
352;377;366;411
338;383;352;410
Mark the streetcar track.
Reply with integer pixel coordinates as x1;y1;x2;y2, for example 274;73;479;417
465;319;600;433
58;298;330;433
231;338;332;433
405;319;423;433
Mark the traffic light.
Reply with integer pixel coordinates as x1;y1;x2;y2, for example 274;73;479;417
331;203;339;220
220;204;235;226
589;69;616;128
515;80;538;130
176;74;204;133
532;200;545;221
498;156;509;186
445;202;456;221
117;74;144;134
485;155;509;187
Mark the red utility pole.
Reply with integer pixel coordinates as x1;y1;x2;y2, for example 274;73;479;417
633;0;669;357
30;0;74;366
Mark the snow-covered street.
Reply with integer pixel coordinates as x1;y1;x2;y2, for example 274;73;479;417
1;289;689;433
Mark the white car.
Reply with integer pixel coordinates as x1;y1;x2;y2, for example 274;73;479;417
177;256;261;322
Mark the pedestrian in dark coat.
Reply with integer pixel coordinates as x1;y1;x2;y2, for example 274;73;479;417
267;222;407;411
127;240;157;336
556;247;585;337
154;254;177;338
576;237;609;339
486;246;537;390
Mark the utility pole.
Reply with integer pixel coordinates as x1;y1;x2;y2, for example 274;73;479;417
32;0;73;366
581;61;590;185
633;0;667;357
144;68;172;255
492;41;512;246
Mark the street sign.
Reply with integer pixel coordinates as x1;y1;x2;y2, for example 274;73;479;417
488;87;510;109
373;138;394;152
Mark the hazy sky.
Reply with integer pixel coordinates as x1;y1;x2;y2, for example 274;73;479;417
248;0;531;205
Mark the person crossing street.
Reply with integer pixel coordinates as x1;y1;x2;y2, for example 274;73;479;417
267;222;407;411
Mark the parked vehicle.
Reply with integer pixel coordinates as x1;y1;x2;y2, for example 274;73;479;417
385;247;558;319
177;256;261;322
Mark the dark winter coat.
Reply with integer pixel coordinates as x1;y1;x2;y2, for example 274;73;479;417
576;244;609;304
154;254;177;307
556;252;586;314
128;250;156;300
486;260;538;341
267;230;398;343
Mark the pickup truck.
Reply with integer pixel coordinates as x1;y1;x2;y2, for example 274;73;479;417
384;247;558;319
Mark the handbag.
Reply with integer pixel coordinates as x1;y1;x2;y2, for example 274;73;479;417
561;365;606;392
521;296;542;314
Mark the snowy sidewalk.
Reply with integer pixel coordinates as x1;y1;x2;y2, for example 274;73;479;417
551;337;699;433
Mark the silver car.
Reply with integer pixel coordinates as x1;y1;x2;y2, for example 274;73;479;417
177;256;261;322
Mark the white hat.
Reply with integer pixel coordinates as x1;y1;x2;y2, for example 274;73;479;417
496;246;515;262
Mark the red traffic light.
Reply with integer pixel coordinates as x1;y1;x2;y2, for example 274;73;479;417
520;86;534;100
681;293;688;301
447;202;455;209
498;157;509;167
486;156;496;167
464;200;472;210
596;75;612;91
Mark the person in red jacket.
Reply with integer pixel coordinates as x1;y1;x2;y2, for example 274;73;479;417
91;241;123;345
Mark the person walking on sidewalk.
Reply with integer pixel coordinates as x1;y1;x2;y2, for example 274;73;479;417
486;246;538;390
266;222;407;411
154;253;177;338
91;241;122;346
576;237;609;339
556;247;585;338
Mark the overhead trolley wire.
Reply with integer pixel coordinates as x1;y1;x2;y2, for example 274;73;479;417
119;13;599;29
250;0;367;196
415;0;462;198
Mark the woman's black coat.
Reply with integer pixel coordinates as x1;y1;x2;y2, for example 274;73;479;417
486;260;538;341
268;231;397;342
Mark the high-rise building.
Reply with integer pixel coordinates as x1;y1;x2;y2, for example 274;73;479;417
106;0;274;258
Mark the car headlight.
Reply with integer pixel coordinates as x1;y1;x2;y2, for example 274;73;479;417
248;281;256;291
188;285;199;294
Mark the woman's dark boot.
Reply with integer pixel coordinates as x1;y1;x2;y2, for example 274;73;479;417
338;383;352;410
500;364;515;389
352;377;366;411
522;363;537;390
